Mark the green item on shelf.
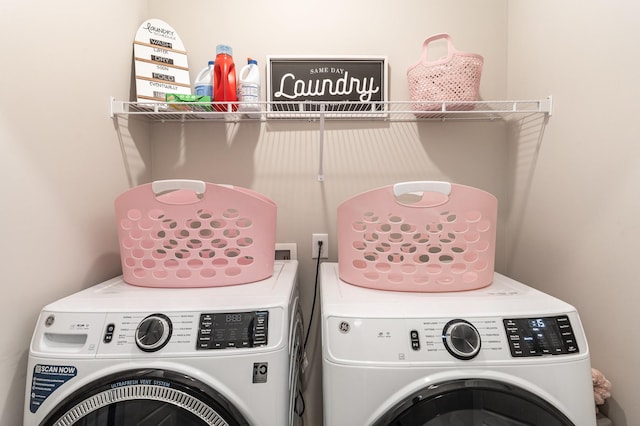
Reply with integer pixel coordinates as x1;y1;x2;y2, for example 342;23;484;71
166;93;213;112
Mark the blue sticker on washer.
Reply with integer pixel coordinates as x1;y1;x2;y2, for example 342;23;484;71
29;364;77;413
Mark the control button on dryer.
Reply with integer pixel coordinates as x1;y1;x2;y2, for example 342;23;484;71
410;330;420;351
442;319;481;360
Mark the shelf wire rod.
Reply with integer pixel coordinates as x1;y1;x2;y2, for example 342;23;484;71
317;104;325;181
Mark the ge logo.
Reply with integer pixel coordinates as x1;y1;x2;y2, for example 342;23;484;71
45;315;55;327
338;321;350;334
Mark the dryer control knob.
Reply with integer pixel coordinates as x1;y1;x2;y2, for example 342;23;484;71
135;314;173;352
442;319;481;360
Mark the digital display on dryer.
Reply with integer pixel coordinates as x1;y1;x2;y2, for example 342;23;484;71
528;318;547;329
503;315;579;357
197;311;268;350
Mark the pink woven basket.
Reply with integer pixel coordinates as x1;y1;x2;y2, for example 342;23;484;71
407;33;483;115
115;180;276;288
338;181;497;292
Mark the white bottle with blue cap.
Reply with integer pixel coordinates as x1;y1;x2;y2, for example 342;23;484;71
194;60;214;98
238;58;261;118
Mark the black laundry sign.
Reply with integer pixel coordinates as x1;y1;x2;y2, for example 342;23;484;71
267;56;387;112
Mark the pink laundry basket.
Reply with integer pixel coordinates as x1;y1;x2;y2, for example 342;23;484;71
338;181;497;292
115;180;276;288
407;33;483;117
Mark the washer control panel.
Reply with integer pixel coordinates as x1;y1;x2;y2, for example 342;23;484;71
197;311;268;350
31;309;281;357
503;315;579;357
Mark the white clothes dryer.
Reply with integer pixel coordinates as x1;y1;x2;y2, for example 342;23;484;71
24;260;303;426
320;263;596;426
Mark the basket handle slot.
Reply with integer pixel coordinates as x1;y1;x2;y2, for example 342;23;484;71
151;179;206;205
152;179;206;194
393;181;451;207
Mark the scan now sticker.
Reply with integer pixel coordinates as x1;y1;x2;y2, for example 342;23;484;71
29;364;77;413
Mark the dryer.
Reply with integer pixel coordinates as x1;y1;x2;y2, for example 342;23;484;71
320;262;596;426
24;260;302;426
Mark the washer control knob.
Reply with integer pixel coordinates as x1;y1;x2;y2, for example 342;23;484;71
136;314;172;352
442;319;481;360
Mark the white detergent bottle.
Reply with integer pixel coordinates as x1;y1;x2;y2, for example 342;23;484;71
194;61;214;98
238;58;261;118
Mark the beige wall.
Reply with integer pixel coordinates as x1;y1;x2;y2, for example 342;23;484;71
506;2;640;425
0;1;149;424
2;0;636;425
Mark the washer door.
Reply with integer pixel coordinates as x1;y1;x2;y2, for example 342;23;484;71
40;369;249;426
371;379;575;426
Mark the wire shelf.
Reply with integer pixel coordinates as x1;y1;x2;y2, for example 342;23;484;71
111;96;552;182
110;97;552;122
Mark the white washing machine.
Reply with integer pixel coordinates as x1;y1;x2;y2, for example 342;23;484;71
24;260;303;426
320;263;596;426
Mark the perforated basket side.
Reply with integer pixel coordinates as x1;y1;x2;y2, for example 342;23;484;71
337;183;497;292
408;53;483;109
407;34;483;113
115;182;276;287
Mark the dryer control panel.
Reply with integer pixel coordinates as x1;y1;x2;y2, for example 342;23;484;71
324;312;586;365
503;315;579;357
197;311;268;350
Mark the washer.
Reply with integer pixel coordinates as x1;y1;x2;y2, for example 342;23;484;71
320;262;596;426
25;260;303;426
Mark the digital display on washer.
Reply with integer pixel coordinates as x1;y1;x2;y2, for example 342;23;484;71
503;315;579;357
197;311;268;350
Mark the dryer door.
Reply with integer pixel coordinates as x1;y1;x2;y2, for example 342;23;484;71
371;379;575;426
40;369;249;426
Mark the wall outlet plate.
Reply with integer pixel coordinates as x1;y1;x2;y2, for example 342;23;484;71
312;233;328;259
275;243;298;260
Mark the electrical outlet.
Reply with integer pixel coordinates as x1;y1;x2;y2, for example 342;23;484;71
275;243;298;260
312;233;329;259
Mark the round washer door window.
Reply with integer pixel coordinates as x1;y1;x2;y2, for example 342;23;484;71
372;378;575;426
41;369;249;426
